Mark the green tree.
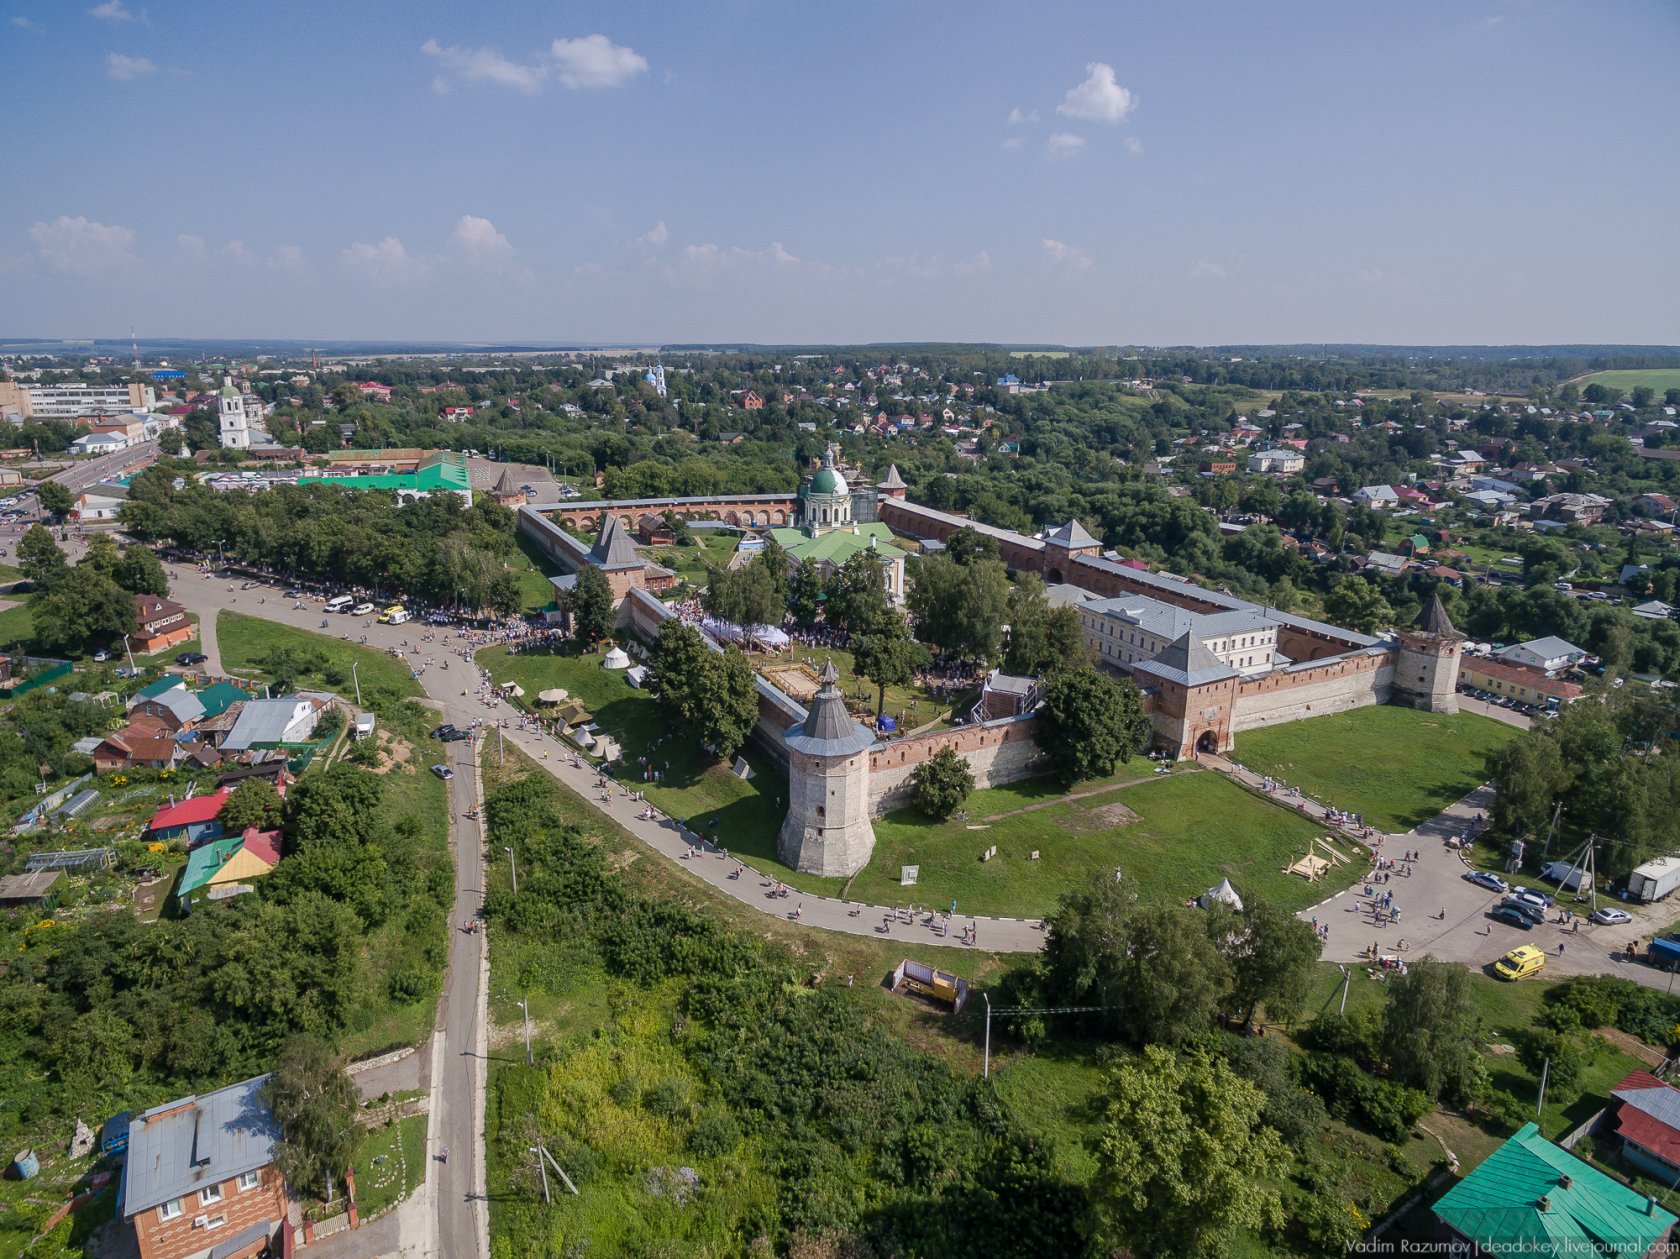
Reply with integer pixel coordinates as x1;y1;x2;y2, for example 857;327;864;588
1092;1046;1288;1258
910;746;974;819
16;524;68;591
564;564;615;646
703;557;781;629
824;551;890;635
1218;899;1322;1026
693;644;758;760
647;619;712;726
219;778;284;833
113;545;170;597
36;479;74;519
282;763;385;853
907;552;1011;662
944;526;1000;566
1004;577;1089;676
265;1034;359;1201
1037;666;1152;784
1382;957;1484;1103
30;564;137;655
1517;1026;1597;1105
1323;576;1395;634
787;557;823;630
851;608;930;718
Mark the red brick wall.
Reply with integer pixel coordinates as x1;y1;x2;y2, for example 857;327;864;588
131;1167;285;1259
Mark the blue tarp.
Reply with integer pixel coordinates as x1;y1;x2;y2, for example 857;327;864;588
876;715;896;732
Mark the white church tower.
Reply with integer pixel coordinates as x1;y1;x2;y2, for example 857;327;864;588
218;376;251;449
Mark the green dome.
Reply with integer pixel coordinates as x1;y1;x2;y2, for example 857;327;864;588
219;383;240;399
809;466;848;497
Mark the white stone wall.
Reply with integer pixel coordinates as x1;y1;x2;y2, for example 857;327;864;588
867;724;1048;812
779;749;876;877
1231;659;1395;733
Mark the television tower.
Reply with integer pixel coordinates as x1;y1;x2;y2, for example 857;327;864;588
130;326;140;371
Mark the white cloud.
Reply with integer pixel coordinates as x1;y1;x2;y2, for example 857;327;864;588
1006;106;1037;125
1124;136;1144;155
682;241;800;270
548;34;647;89
268;244;303;271
174;233;206;262
31;215;136;274
219;240;251;262
453;214;515;262
89;0;131;19
12;15;37;29
106;51;154;80
640;220;668;248
1041;238;1093;271
1000;136;1024;150
1046;132;1086;159
954;250;992;276
1058;62;1135;124
341;236;424;284
421;39;545;94
1189;258;1227;280
422;33;646;94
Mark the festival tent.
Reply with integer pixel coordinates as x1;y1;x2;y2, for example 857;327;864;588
1198;878;1243;912
602;647;631;669
536;688;568;705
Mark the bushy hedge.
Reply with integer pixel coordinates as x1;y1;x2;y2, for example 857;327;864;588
1541;976;1680;1047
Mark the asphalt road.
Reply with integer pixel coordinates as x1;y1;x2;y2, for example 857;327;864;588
50;439;160;493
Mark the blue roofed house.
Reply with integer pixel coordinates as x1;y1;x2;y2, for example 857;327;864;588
1433;1122;1675;1258
120;1074;290;1259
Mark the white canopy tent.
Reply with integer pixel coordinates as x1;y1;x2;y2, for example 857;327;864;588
1198;878;1243;912
602;646;631;670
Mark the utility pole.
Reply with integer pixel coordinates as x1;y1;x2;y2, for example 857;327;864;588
498;722;505;768
517;997;532;1065
1537;1056;1550;1118
1541;800;1563;859
1338;964;1352;1016
504;845;518;897
122;633;135;676
982;993;991;1080
530;1145;549;1205
351;660;362;709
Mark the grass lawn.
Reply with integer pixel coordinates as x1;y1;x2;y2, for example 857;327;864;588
1576;369;1680;394
351;1114;427;1219
0;599;33;650
217;610;424;712
844;766;1356;919
509;533;565;613
1233;705;1519;833
646;531;744;589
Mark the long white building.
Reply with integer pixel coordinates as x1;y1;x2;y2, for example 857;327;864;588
0;379;155;420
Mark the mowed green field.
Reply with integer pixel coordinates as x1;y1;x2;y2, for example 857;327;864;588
1233;705;1519;833
1576;368;1680;393
843;766;1355;919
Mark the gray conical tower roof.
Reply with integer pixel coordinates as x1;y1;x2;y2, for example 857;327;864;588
1133;631;1239;687
784;661;877;756
590;515;641;569
1413;593;1464;640
878;464;906;490
1045;519;1098;548
492;467;520;495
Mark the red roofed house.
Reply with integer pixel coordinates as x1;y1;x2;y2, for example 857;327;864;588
92;728;181;773
739;390;764;410
1610;1070;1680;1181
441;406;475;421
144;789;230;846
354;381;392;401
132;594;194;654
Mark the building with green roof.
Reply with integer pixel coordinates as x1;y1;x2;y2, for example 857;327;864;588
298;450;472;505
194;680;252;719
773;445;906;601
1433;1122;1676;1256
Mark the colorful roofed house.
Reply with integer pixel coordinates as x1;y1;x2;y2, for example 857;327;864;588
193;680;252;719
176;828;280;906
131;594;194;654
1610;1070;1680;1182
1432;1122;1676;1258
144;789;230;846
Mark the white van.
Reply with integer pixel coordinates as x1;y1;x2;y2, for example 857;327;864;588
324;595;354;613
387;609;411;625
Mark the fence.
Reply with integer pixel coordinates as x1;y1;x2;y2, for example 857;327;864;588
11;662;73;696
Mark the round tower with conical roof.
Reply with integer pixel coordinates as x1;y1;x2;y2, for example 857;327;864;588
1393;593;1464;714
777;660;878;877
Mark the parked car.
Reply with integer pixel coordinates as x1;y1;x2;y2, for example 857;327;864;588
176;651;207;666
429;724;457;740
1466;870;1509;893
441;728;472;743
430;764;455;781
1488;905;1536;932
1589;907;1633;926
1499;895;1546;924
351;602;376;617
284;588;305;598
93;649;110;662
1509;886;1554;911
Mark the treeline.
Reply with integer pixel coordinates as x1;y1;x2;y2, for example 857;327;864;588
118;466;524;612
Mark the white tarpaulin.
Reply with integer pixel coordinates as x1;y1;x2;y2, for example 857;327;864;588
537;688;568;704
1198;878;1243;912
700;618;790;650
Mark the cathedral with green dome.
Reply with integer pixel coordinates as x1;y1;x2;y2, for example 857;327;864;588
770;445;907;602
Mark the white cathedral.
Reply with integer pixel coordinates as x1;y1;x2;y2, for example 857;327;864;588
217;377;271;449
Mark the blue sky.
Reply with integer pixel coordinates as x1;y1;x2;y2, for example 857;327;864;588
3;1;1676;345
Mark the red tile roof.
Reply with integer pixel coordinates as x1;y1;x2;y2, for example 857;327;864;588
146;788;229;832
240;827;282;866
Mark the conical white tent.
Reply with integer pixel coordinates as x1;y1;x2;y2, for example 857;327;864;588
602;647;631;670
1199;878;1243;912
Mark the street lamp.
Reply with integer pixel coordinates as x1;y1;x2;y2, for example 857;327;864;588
517;997;532;1065
504;845;518;897
982;993;991;1080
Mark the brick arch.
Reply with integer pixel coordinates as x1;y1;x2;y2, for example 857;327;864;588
581;515;601;532
619;514;634;530
725;511;740;525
